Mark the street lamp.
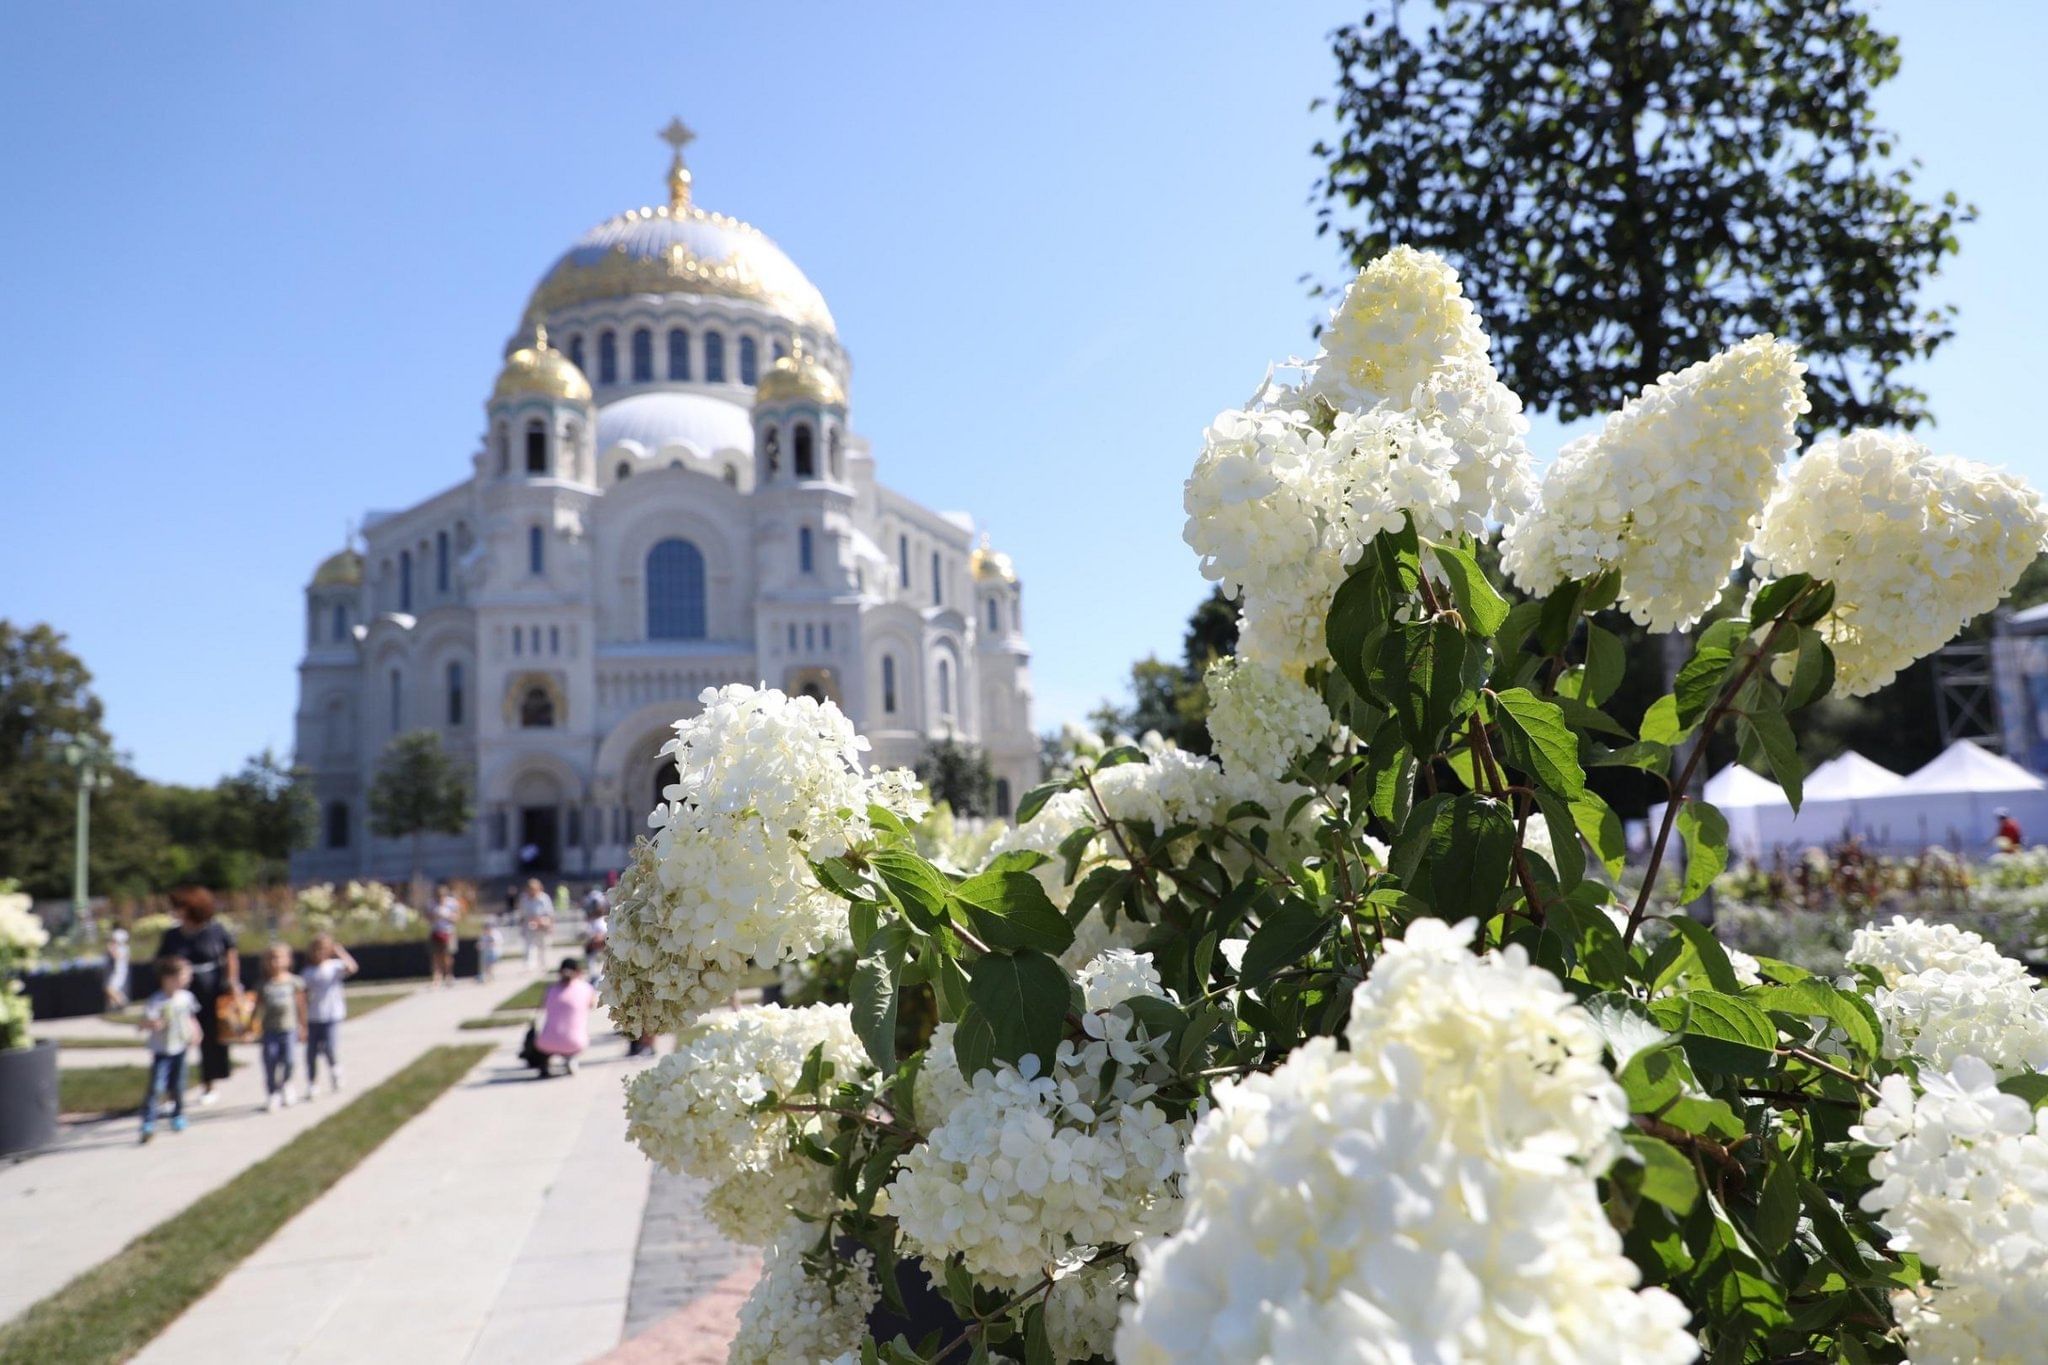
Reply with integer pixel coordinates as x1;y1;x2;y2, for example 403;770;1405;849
59;737;115;931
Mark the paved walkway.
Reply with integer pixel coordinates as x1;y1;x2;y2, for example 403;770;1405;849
0;970;535;1325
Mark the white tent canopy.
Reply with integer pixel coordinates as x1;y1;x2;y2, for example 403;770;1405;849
1900;739;2044;794
1803;752;1904;801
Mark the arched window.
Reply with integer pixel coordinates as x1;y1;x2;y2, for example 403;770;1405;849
738;336;759;384
704;330;726;383
995;778;1012;818
597;329;618;385
389;668;403;730
616;460;632;481
398;551;413;613
762;426;780;479
528;525;545;576
549;625;560;654
331;603;347;641
567;334;584;371
436;531;450;594
646;538;707;640
494;423;509;474
512;627;522;656
882;655;898;714
325;800;350;849
773;338;788;361
525;420;547;474
446;661;464;726
932;551;943;607
723;464;738;487
899;535;910;588
799;681;826;703
794;424;816;479
798;526;817;574
987;598;999;632
631;327;653;382
520;686;555;728
667;327;690;380
937;657;952;716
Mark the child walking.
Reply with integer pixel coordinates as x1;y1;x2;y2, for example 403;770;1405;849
476;919;501;984
138;956;199;1143
302;932;357;1097
257;944;307;1112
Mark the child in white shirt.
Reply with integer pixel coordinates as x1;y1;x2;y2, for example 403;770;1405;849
302;933;358;1097
138;957;200;1142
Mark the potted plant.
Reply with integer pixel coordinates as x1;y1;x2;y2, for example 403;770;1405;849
0;882;57;1154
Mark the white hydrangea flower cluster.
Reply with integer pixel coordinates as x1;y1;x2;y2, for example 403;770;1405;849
862;765;930;824
1304;246;1492;412
1044;1258;1132;1363
1502;335;1809;631
1852;1056;2048;1365
0;892;49;955
604;685;922;1034
1844;916;2048;1077
1075;948;1170;1012
1118;919;1691;1364
883;1006;1187;1286
1203;655;1333;785
727;1220;878;1365
1751;431;2048;695
623;1004;866;1245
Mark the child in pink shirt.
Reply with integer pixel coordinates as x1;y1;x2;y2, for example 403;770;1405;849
532;958;595;1076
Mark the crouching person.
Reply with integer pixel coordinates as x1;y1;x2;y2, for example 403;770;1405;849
531;957;594;1077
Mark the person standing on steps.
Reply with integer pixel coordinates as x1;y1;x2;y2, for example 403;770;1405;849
155;887;241;1105
137;957;199;1142
518;879;553;971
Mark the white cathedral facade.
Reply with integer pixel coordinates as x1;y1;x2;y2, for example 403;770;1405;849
292;124;1037;883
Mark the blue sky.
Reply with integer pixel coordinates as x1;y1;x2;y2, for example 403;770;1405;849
2;2;2041;786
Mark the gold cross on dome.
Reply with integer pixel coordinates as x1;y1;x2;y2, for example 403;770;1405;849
658;116;696;211
658;117;695;156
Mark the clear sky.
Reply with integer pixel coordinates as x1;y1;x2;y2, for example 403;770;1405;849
2;2;2042;786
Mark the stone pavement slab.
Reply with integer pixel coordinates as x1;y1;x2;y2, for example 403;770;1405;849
0;969;528;1326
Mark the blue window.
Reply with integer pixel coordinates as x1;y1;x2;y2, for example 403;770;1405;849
331;603;347;640
799;526;814;574
667;327;690;380
995;779;1012;817
512;627;522;656
389;668;403;730
598;329;618;385
937;657;952;715
446;661;463;726
398;550;413;613
646;538;707;640
882;656;897;713
739;336;758;385
899;535;910;588
704;331;726;383
631;327;653;382
436;531;450;594
987;598;998;632
525;420;547;474
794;424;816;479
325;800;349;849
932;551;943;607
567;334;584;371
528;526;544;575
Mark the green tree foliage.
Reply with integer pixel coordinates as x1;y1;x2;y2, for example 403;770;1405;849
1089;587;1241;753
367;731;473;881
213;749;317;876
1314;0;1971;434
914;738;996;819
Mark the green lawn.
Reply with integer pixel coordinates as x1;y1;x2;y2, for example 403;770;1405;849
59;1037;145;1051
0;1044;491;1364
59;1066;150;1117
458;1013;533;1031
495;981;548;1012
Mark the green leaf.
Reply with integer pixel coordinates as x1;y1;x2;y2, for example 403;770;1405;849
1570;789;1627;878
1675;802;1729;902
1493;687;1586;798
851;929;908;1071
1785;626;1835;711
1534;791;1585;887
955;950;1070;1076
1749;573;1816;626
1583;623;1625;704
1639;694;1690;746
951;868;1074;955
2000;1073;2048;1109
869;848;953;932
1621;1132;1700;1214
1374;617;1469;751
1750;979;1879;1062
1364;719;1414;827
1388;792;1453;885
1648;990;1779;1075
1238;899;1336;985
1429;541;1510;636
1326;561;1386;701
1754;1134;1804;1253
1743;708;1804;811
1674;643;1735;730
1660;917;1744;994
1426;793;1517;920
1013;782;1061;825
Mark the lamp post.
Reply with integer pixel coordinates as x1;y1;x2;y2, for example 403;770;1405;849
60;737;115;932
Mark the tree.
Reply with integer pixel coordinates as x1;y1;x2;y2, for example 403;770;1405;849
214;749;316;882
913;738;995;819
367;731;472;883
1314;0;1971;436
1090;587;1241;753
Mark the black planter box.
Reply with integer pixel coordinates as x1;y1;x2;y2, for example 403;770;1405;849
0;1040;59;1155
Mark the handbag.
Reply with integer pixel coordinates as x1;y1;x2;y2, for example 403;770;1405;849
215;990;259;1043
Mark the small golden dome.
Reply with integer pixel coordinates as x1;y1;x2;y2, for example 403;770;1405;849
493;325;592;405
755;342;845;408
969;535;1016;584
312;549;363;588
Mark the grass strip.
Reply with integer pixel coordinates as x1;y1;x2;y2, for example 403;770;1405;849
59;1037;144;1051
458;1013;532;1031
495;981;548;1011
0;1043;491;1364
59;1065;151;1116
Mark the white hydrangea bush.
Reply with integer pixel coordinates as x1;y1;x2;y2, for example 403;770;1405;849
607;250;2048;1365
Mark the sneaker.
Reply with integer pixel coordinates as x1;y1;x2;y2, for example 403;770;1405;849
198;1089;219;1108
564;1055;577;1075
139;1124;154;1144
281;1091;296;1109
304;1086;318;1103
171;1115;187;1133
266;1093;282;1114
331;1068;345;1092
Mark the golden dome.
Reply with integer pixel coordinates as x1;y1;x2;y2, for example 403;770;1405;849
755;343;845;408
493;325;591;404
312;549;363;588
969;535;1016;584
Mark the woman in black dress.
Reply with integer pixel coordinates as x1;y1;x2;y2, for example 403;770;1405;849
156;886;241;1103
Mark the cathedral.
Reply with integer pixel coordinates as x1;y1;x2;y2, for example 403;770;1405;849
291;121;1037;883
